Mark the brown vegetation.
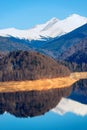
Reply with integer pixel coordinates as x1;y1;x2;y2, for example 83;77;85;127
0;87;71;117
0;50;70;82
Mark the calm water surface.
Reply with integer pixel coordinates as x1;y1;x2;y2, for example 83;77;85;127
0;112;87;130
0;79;87;130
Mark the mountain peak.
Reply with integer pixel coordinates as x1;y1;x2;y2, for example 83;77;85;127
67;13;87;20
40;17;60;32
49;17;60;22
69;14;81;17
46;17;60;25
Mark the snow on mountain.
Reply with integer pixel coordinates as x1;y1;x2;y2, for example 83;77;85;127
0;14;87;40
52;98;87;116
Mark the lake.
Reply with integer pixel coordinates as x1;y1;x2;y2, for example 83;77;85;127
0;79;87;130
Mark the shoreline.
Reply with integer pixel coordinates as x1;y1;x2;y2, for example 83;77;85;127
0;72;87;93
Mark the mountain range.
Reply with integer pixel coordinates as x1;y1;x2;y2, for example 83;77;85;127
0;14;87;41
0;14;87;72
41;23;87;58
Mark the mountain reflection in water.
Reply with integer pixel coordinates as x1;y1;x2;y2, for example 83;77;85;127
68;79;87;104
0;87;71;118
0;79;87;118
53;79;87;116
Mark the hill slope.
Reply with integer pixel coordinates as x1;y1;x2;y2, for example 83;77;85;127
0;51;70;81
40;24;87;58
59;38;87;72
0;36;32;53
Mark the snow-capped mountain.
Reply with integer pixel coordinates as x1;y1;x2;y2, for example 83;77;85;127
0;14;87;40
52;98;87;116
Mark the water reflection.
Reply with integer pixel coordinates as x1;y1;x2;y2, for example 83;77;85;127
0;79;87;118
0;87;71;118
53;79;87;116
68;79;87;104
52;97;87;116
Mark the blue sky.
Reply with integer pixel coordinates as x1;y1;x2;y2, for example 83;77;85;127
0;0;87;29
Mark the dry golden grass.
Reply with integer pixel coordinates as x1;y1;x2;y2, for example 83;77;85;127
0;72;87;93
70;72;87;79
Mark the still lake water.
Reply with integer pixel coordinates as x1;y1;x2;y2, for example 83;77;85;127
0;79;87;130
